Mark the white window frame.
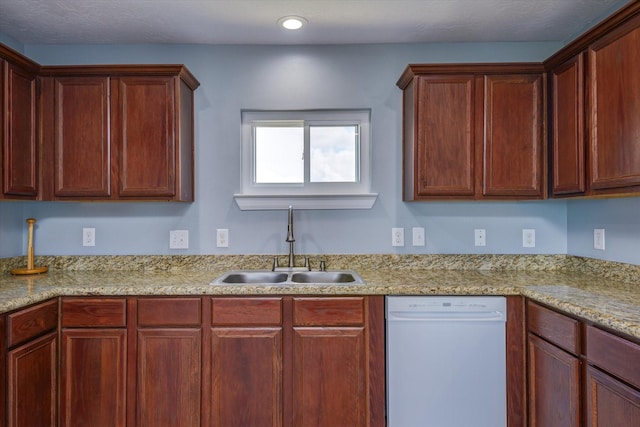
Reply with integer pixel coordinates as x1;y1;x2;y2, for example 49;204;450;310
234;109;377;210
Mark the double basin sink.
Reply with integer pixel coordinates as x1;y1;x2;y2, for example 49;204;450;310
211;270;365;286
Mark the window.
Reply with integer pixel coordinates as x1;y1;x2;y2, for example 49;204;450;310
235;110;377;210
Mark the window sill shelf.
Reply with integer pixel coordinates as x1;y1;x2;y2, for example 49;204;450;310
234;193;378;210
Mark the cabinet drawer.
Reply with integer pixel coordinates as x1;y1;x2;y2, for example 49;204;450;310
7;299;58;347
212;297;282;326
61;298;126;327
293;297;365;326
528;301;580;354
137;297;201;327
586;324;640;389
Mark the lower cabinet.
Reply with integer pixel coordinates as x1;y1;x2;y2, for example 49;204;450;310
528;301;640;427
60;298;127;427
5;300;58;427
527;301;581;427
134;297;202;427
209;296;385;427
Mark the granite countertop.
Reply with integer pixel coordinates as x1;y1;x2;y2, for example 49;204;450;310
0;254;638;339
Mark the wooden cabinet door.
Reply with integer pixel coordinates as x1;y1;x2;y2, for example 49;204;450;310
551;54;586;196
528;334;581;427
7;331;57;427
210;297;283;427
2;61;38;198
483;74;545;198
291;296;384;427
211;328;283;427
60;329;126;427
115;76;176;198
136;329;201;427
135;297;202;427
53;76;111;197
410;75;476;198
588;17;640;193
586;365;640;426
292;326;367;427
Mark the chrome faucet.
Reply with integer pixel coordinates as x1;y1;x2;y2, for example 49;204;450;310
273;206;310;271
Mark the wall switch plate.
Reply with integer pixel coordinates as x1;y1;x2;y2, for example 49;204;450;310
522;229;536;248
82;228;95;247
169;230;189;249
216;229;229;248
392;228;405;247
412;227;425;246
474;229;486;247
594;228;605;250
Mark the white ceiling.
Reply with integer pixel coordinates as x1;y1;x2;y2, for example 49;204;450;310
0;0;632;45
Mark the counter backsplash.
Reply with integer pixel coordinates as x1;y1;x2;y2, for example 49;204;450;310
0;254;638;285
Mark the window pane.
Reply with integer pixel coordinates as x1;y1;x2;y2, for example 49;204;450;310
255;126;304;183
310;125;358;182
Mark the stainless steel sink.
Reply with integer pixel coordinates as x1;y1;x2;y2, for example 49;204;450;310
290;271;359;284
217;271;288;284
211;269;365;285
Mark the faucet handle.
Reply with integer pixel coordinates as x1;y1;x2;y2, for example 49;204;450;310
304;256;311;271
272;257;279;271
319;260;326;271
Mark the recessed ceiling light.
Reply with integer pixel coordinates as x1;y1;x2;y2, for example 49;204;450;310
278;16;307;30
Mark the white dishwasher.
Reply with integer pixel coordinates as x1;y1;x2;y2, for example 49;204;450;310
386;296;507;427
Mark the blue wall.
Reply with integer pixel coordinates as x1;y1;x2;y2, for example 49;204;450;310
3;41;636;265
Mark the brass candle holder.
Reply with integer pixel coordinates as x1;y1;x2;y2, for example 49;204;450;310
11;218;48;275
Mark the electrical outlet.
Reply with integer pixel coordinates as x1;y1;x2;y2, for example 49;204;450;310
392;228;405;247
82;228;95;247
522;229;536;248
412;227;425;246
169;230;189;249
474;229;486;247
216;229;229;248
594;228;605;250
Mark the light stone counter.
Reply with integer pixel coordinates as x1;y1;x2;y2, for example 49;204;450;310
0;254;638;339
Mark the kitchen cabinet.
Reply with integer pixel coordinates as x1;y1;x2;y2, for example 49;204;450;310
585;324;640;426
5;299;58;427
397;63;546;200
292;297;383;427
208;295;384;427
39;65;199;201
0;45;40;200
134;297;202;426
527;301;640;427
527;301;581;427
210;297;284;426
549;53;586;196
587;12;640;195
60;298;127;427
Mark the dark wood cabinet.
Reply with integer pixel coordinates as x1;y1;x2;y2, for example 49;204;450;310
483;73;545;198
210;297;283;427
133;297;202;426
40;65;199;201
527;301;582;427
0;46;40;199
207;295;384;427
549;53;586;196
60;298;127;427
587;13;640;195
397;64;546;200
292;297;367;427
586;365;640;426
5;300;58;427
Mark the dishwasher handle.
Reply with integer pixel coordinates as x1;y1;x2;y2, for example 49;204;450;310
387;310;506;322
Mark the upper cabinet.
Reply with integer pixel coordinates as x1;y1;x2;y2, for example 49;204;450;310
39;65;199;201
397;64;546;200
0;45;40;200
587;14;640;195
547;2;640;198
